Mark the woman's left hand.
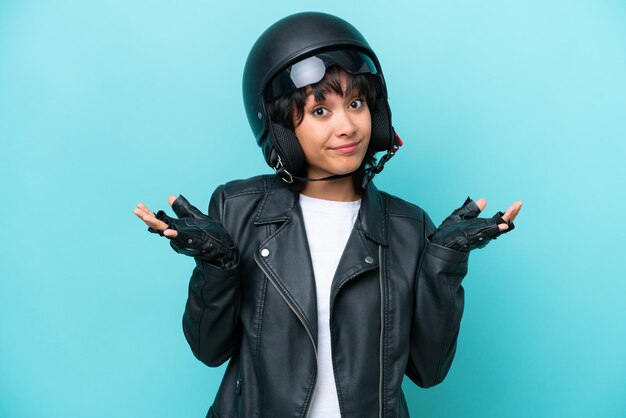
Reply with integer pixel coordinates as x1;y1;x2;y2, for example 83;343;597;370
430;197;523;252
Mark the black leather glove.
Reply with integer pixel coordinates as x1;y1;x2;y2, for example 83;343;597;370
430;196;515;252
147;195;238;268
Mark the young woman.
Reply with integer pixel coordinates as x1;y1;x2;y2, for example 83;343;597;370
133;12;522;418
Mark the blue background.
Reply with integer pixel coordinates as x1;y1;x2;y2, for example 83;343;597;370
1;1;625;417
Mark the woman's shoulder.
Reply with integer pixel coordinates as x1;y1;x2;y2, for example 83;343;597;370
207;175;278;222
377;188;430;223
214;174;275;199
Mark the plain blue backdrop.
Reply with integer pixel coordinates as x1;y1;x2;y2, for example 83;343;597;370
1;1;625;417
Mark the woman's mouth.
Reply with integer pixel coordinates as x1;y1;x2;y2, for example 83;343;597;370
330;142;359;154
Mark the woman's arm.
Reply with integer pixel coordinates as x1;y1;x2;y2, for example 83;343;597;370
182;255;240;367
406;197;521;386
181;185;241;367
405;211;468;388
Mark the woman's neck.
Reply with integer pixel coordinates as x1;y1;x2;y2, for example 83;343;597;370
300;176;361;201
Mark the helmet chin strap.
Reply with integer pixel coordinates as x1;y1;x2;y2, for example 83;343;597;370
291;172;354;182
272;155;353;184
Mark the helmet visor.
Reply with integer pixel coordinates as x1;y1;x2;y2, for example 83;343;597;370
266;50;378;100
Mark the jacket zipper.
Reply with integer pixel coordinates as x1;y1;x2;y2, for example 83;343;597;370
378;245;384;418
254;254;318;418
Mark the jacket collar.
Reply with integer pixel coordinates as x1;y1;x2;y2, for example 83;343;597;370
254;175;388;246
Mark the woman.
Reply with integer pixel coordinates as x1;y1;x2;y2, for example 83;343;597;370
133;12;522;418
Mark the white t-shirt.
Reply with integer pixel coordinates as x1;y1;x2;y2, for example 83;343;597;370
298;193;361;418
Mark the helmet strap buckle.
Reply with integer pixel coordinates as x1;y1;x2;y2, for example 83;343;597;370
273;154;294;184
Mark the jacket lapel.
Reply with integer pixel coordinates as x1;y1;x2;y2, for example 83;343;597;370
254;177;318;346
330;180;388;306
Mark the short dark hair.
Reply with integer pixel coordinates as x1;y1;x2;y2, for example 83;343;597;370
266;66;380;192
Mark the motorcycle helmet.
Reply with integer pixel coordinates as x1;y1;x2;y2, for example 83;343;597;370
242;11;400;184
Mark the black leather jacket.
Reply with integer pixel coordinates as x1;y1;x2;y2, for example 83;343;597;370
182;175;469;418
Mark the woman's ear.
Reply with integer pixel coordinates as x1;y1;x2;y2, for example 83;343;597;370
269;122;308;178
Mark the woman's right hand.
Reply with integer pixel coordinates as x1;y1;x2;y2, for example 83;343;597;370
133;195;238;268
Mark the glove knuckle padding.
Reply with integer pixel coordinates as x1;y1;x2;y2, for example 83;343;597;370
432;197;515;252
440;196;481;227
171;217;236;262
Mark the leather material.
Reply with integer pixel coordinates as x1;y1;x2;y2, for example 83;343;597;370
430;196;515;252
182;175;469;418
150;195;238;268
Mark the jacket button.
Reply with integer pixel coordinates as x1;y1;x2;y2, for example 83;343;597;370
261;248;270;257
364;256;374;264
236;379;242;395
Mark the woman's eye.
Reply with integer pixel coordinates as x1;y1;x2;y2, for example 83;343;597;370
313;108;328;116
350;99;364;109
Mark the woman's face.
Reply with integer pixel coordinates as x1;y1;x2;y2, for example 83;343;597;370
293;72;372;180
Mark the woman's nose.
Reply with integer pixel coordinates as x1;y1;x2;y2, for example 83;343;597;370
335;110;357;137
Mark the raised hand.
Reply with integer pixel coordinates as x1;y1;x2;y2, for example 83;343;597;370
430;197;522;252
133;195;238;268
